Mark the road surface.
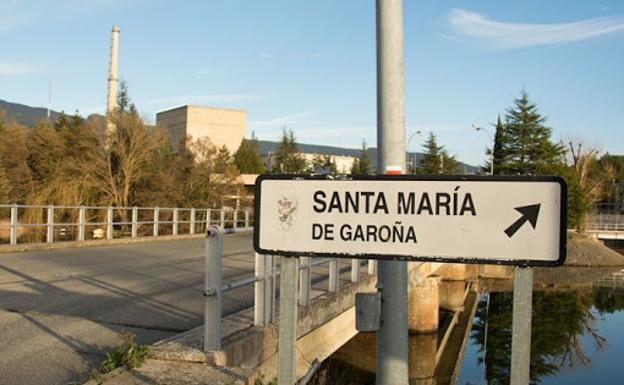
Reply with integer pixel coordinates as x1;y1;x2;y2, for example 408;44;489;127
0;233;256;385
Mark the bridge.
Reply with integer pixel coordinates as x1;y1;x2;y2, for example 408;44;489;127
585;207;624;240
0;202;498;385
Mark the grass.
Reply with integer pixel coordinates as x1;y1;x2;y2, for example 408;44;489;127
90;332;150;384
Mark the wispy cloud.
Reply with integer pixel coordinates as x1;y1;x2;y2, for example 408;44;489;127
258;53;272;59
194;67;212;75
446;8;624;49
250;111;317;129
294;53;324;59
0;62;35;76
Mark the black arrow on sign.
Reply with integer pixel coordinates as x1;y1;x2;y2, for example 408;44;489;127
504;204;541;238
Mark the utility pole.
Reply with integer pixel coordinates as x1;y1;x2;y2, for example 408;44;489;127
375;1;409;384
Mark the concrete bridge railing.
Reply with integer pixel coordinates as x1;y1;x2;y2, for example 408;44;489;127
0;203;253;246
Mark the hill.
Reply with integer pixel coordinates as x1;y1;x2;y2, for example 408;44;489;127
0;99;65;127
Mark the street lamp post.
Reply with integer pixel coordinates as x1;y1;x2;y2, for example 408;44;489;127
473;123;494;175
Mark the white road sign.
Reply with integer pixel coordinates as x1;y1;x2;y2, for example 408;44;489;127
253;175;567;266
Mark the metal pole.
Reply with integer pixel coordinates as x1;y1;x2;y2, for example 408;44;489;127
220;209;225;228
78;206;85;241
172;208;179;235
131;206;138;238
10;204;17;245
190;208;196;235
153;207;160;237
46;205;54;243
510;267;533;385
107;207;114;240
368;259;377;275
204;226;223;351
268;254;276;323
376;1;409;384
254;252;267;326
351;259;360;283
299;256;311;306
278;256;299;385
329;258;339;293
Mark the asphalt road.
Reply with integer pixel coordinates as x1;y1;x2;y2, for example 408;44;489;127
0;233;258;385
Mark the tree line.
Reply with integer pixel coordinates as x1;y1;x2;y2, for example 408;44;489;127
0;85;265;209
1;86;620;231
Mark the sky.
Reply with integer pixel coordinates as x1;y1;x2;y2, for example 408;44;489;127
1;0;623;166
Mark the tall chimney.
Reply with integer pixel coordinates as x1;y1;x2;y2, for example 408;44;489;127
106;25;120;135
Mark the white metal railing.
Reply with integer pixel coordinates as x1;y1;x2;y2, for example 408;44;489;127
0;204;253;246
585;210;624;232
202;227;377;351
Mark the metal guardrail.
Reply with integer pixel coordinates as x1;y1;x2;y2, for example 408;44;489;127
202;226;377;351
0;203;253;245
585;211;624;232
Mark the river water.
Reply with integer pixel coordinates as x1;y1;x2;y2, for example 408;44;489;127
311;266;624;385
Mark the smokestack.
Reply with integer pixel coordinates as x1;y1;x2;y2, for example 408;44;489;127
106;25;120;135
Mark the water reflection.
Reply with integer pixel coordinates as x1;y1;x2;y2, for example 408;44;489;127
311;268;624;385
466;286;624;385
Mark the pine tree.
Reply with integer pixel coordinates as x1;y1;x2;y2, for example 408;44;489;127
417;132;442;174
273;129;306;173
490;115;505;175
234;133;265;174
311;154;337;174
441;151;462;174
358;139;373;175
350;158;361;175
499;91;563;175
214;145;233;174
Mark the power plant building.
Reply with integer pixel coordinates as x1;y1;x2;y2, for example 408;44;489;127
156;105;246;154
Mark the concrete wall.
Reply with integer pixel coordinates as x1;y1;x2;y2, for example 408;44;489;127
156;105;246;155
156;106;188;150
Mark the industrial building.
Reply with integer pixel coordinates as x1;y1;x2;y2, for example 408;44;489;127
156;105;246;154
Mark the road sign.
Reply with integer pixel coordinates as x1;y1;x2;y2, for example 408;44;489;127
253;175;567;266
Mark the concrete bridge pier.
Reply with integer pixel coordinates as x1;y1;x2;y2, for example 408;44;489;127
439;280;466;312
408;276;440;334
408;333;438;385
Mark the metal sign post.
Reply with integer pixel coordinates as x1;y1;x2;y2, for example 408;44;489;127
277;256;299;385
375;0;409;383
510;267;533;385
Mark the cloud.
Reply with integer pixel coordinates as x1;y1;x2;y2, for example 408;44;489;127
0;62;34;75
258;53;272;59
195;67;212;75
446;8;624;49
294;53;324;59
250;111;317;129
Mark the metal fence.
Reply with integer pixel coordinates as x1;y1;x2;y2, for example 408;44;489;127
0;204;253;246
585;203;624;232
202;227;376;351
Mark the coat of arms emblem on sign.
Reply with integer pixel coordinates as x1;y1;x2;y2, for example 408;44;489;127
277;196;297;230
